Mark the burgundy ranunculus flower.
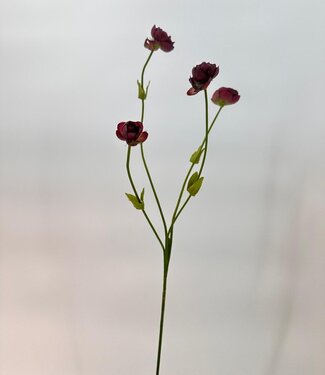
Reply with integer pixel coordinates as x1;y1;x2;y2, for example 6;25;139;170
211;87;240;106
144;25;174;53
116;121;148;146
187;62;219;96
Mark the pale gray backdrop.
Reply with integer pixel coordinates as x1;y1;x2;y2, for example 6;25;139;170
0;0;324;374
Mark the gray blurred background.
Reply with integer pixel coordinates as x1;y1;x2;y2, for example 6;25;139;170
0;0;325;374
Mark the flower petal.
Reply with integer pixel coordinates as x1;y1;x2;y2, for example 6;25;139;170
116;122;126;140
187;87;198;96
136;131;148;143
116;130;125;141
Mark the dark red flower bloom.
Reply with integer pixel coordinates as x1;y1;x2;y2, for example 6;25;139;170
116;121;148;146
144;25;174;53
211;87;240;106
187;62;219;95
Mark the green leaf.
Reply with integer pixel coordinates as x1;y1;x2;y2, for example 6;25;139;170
187;172;204;196
125;193;144;210
190;146;205;164
187;172;199;189
140;188;145;202
137;80;146;100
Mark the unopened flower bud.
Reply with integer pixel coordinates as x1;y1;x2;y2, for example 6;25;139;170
211;87;240;106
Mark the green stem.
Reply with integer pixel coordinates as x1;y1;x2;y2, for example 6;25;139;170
141;52;154;89
126;146;140;201
173;105;223;223
207;105;223;141
168;90;212;234
141;144;168;238
156;235;172;375
198;90;209;176
139;51;168;238
140;51;154;123
168;163;195;236
156;266;168;375
126;146;164;250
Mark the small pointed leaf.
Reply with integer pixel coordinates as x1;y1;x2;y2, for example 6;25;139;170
125;193;144;210
187;175;204;196
145;81;151;97
190;146;205;164
140;188;145;202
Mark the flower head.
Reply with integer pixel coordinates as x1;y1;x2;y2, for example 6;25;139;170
144;25;174;53
211;87;240;106
187;62;219;95
116;121;148;146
